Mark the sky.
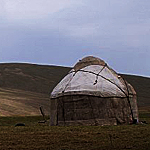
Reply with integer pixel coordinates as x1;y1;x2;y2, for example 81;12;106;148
0;0;150;77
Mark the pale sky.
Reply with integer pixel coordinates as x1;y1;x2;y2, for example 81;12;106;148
0;0;150;77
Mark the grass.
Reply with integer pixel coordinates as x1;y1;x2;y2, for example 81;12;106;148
0;123;150;150
0;63;70;94
0;111;149;150
0;88;50;116
0;116;48;126
0;63;70;116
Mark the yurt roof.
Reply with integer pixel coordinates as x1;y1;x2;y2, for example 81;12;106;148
74;56;106;71
51;56;135;98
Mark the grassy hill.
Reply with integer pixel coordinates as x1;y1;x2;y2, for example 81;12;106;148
0;63;70;116
0;63;149;116
121;74;150;107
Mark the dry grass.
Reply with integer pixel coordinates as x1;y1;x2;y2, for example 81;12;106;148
0;109;149;150
0;63;70;116
0;123;150;150
0;88;50;116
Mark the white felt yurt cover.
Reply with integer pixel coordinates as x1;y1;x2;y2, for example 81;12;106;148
51;56;129;98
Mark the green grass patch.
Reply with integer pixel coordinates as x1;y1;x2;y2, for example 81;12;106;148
0;114;150;150
0;124;150;150
0;116;49;126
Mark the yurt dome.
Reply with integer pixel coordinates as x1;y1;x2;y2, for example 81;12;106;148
50;56;138;126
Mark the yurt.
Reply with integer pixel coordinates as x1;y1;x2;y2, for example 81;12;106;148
50;56;138;126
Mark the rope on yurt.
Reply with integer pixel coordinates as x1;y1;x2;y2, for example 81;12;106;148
107;66;135;123
63;73;76;92
74;69;127;97
60;72;78;126
94;64;107;85
122;77;135;122
122;77;135;123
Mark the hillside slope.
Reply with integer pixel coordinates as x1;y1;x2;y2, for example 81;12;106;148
121;74;150;107
0;63;149;116
0;63;70;94
0;63;70;116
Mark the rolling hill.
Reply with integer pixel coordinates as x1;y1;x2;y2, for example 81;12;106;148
0;63;149;116
0;63;70;116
